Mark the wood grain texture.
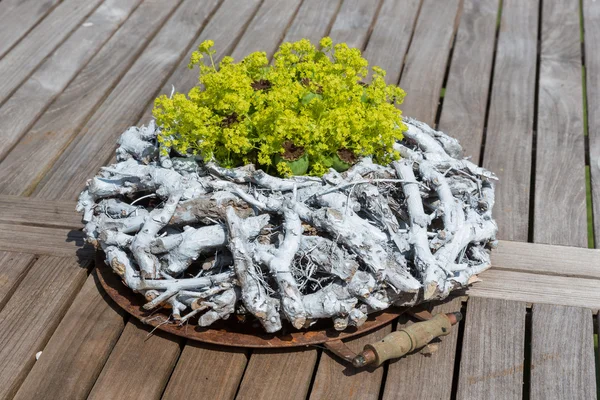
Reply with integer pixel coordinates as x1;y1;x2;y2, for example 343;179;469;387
236;348;318;400
32;0;222;201
382;297;462;400
0;0;104;104
0;0;141;161
457;297;526;400
137;0;263;124
482;0;538;242
0;0;183;197
0;196;80;228
530;304;596;399
0;256;89;399
0;0;61;60
398;0;461;125
583;0;600;246
13;272;126;400
534;0;587;247
437;0;499;160
492;240;600;279
0;251;35;312
162;343;247;400
231;0;303;60
87;319;183;400
362;0;421;85
0;223;91;258
282;0;342;44
466;269;600;311
310;325;392;400
328;0;381;50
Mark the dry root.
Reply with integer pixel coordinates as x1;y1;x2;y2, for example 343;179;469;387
78;118;497;333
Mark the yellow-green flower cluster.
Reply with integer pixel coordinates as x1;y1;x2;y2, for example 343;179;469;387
153;37;407;176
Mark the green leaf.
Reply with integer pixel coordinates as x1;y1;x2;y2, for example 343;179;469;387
301;92;322;105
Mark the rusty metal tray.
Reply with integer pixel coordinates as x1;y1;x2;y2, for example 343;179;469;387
95;253;406;348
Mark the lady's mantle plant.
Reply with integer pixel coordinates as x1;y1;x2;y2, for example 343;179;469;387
153;38;406;176
77;38;498;333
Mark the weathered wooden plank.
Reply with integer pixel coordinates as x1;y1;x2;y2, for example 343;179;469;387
87;319;182;400
0;196;80;228
0;223;92;259
0;0;105;104
137;0;263;124
231;0;303;60
398;0;461;125
0;0;61;60
382;297;462;400
32;0;221;201
362;0;421;84
328;0;380;50
492;240;600;279
466;269;600;311
534;0;587;247
457;297;526;400
437;0;499;160
583;0;600;245
530;304;596;399
0;0;182;197
0;256;90;399
236;349;317;400
13;271;126;400
481;0;538;242
0;0;141;161
0;251;35;312
162;343;247;400
310;325;392;400
138;0;338;127
283;0;342;44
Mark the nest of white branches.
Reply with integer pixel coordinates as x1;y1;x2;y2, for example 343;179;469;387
77;118;497;333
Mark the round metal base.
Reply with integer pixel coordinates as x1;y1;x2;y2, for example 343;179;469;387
95;255;405;348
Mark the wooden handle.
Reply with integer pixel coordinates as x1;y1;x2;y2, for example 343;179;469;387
353;312;461;367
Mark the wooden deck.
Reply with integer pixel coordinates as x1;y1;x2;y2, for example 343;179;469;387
0;0;599;398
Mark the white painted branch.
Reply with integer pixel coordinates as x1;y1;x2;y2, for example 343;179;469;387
403;117;463;158
131;193;181;278
171;191;253;225
225;207;282;333
116;122;158;163
298;236;358;281
394;160;448;300
207;162;319;190
302;282;357;323
161;214;269;275
253;200;306;329
198;288;238;327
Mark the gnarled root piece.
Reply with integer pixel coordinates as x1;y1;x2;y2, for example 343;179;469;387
252;201;307;329
298;236;358;281
308;204;421;296
197;288;239;327
394;160;448;299
159;214;269;275
79;118;497;332
225;207;282;333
